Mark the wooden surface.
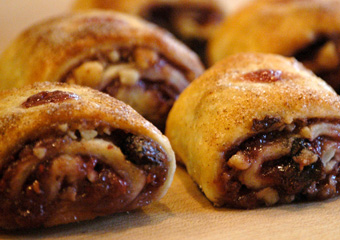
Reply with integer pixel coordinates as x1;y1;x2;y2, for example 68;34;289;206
1;166;340;240
1;0;340;239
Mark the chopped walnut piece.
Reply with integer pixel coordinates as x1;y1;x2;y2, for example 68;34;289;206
103;127;111;135
134;48;159;69
293;148;318;170
256;187;279;205
108;50;120;63
119;68;140;86
33;147;47;159
67;131;77;140
228;152;251;170
72;61;104;89
316;42;339;71
58;123;68;132
80;129;98;140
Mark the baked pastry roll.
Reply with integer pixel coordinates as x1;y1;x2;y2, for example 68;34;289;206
0;11;204;131
166;53;340;208
0;82;175;229
73;0;227;62
208;0;340;91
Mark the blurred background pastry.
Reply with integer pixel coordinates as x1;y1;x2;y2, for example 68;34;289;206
0;10;204;131
73;0;228;64
208;0;340;92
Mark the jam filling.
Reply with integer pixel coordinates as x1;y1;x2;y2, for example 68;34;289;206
219;120;340;209
0;126;168;228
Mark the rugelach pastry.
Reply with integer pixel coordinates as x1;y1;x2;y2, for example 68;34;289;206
73;0;227;62
166;53;340;208
208;0;340;91
0;82;175;229
0;10;204;131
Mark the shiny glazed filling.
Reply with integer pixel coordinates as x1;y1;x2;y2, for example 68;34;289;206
293;34;340;92
63;47;189;131
219;119;340;209
0;121;168;229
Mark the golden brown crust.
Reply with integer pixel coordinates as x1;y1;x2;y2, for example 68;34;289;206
0;82;175;229
0;82;168;163
208;0;340;65
0;10;203;90
165;53;340;205
0;10;204;131
73;0;225;15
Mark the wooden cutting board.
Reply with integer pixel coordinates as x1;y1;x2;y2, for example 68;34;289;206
1;166;340;240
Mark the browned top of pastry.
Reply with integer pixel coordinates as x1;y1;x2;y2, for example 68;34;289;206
166;53;340;202
169;53;340;154
208;0;340;64
0;10;203;89
0;82;173;168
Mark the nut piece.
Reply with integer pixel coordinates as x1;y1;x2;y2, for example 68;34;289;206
72;61;104;89
316;42;339;70
108;50;120;63
68;131;77;140
228;152;251;170
103;127;111;135
80;129;98;140
119;68;140;86
134;48;159;69
58;123;68;132
33;147;47;159
256;187;279;206
102;64;139;87
293;148;318;170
